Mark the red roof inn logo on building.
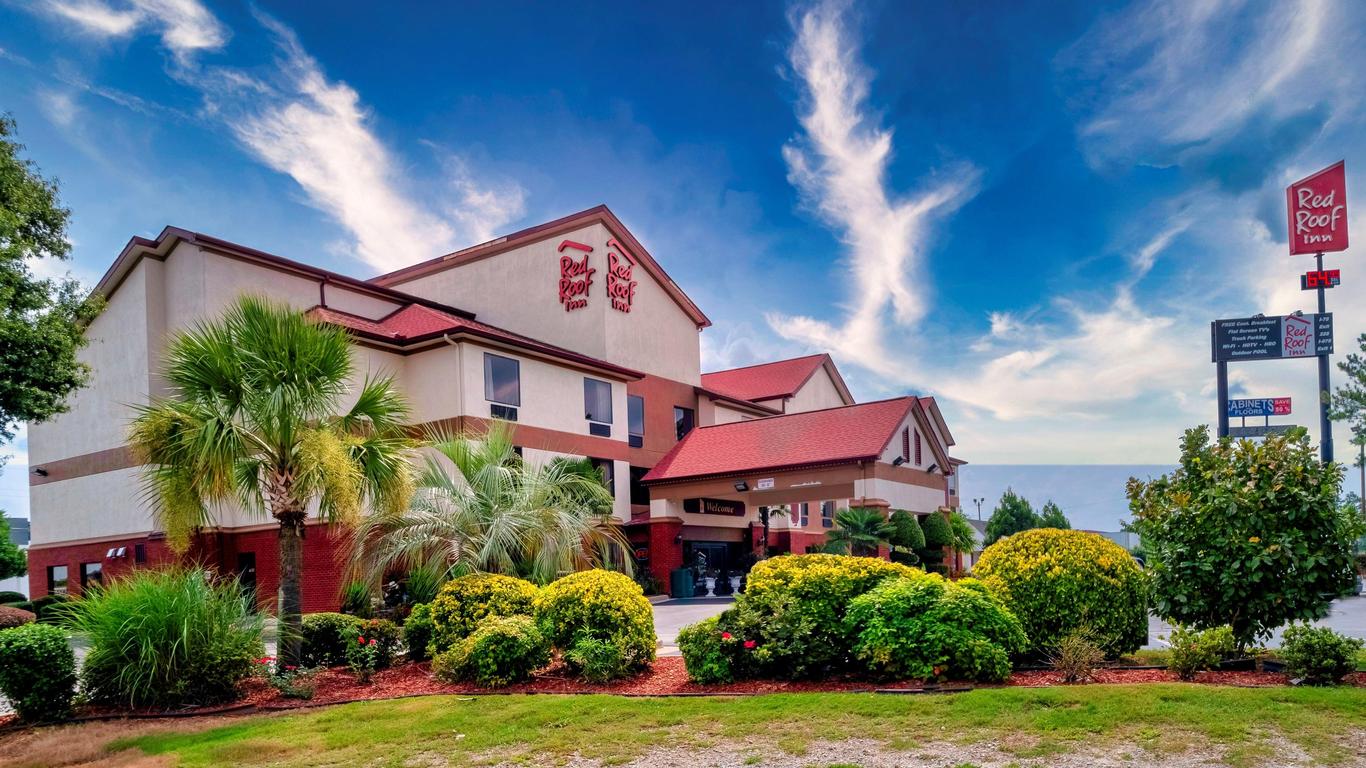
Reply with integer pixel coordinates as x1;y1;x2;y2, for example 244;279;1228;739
1287;161;1348;255
605;238;638;314
557;240;595;312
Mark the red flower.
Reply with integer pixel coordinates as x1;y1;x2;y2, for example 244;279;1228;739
369;638;377;646
721;632;732;640
743;640;756;649
284;665;297;671
357;636;366;645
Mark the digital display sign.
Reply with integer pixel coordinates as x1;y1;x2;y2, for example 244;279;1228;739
1300;269;1341;290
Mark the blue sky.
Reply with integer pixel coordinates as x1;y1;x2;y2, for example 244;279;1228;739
2;0;1365;520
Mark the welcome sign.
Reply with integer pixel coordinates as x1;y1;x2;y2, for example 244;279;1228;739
1287;161;1348;255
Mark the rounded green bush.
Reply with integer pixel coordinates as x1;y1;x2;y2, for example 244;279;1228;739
0;604;36;629
30;593;71;623
65;568;264;707
974;528;1148;657
300;612;365;668
431;615;550;687
677;615;733;684
1280;624;1363;685
403;602;434;661
565;636;631;683
0;622;77;722
0;590;27;604
534;570;654;674
845;572;1027;682
737;554;920;678
429;573;539;654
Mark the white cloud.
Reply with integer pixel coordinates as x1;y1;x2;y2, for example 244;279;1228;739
767;0;979;373
45;0;229;62
37;89;80;128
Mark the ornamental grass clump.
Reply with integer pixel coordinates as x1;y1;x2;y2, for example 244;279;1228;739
64;568;263;708
429;573;539;655
844;572;1028;682
974;528;1148;658
535;569;654;679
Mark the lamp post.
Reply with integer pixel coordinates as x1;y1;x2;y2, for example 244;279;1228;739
972;497;985;521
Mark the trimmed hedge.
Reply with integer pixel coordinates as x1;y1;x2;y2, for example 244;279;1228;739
301;612;364;668
0;590;27;604
403;602;434;661
0;623;77;722
432;615;550;688
845;572;1027;682
0;604;36;629
1280;624;1363;685
974;528;1148;657
534;570;655;678
429;574;538;654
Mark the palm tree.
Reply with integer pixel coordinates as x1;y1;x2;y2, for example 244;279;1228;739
824;507;892;557
348;422;634;587
757;505;788;558
128;296;415;666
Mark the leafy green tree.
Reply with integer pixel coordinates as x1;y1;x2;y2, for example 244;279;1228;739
1038;500;1070;529
0;115;103;444
886;509;925;552
947;509;977;555
824;507;892;557
128;296;416;666
0;513;24;580
1330;333;1366;516
983;488;1039;546
916;510;953;571
350;421;633;587
1127;426;1363;648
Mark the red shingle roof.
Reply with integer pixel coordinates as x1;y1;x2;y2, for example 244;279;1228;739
701;354;829;402
306;304;642;379
642;397;916;483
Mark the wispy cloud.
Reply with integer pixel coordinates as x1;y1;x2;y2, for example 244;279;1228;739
767;0;979;374
24;0;527;273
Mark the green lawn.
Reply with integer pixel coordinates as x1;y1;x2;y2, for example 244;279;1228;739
77;685;1366;768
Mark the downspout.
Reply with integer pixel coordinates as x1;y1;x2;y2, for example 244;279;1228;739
443;333;464;427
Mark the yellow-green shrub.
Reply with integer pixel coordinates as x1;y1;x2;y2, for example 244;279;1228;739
431;615;550;688
534;570;654;677
975;528;1147;657
429;573;538;654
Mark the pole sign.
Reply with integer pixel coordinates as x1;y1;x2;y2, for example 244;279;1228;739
1300;269;1341;290
1226;398;1292;418
1288;161;1348;254
1211;313;1334;362
1229;424;1298;438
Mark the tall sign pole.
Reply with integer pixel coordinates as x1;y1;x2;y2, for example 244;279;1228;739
1287;160;1348;463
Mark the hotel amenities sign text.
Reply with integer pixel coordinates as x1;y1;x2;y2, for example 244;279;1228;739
1211;313;1334;362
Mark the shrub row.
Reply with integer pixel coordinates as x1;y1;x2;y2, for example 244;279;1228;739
425;570;653;687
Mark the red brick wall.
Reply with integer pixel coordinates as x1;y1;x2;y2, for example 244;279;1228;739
635;519;683;594
25;524;351;613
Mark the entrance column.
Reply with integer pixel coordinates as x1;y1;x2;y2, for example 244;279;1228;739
645;518;684;593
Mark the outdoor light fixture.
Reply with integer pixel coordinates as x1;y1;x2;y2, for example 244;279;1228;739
32;467;48;477
891;456;906;466
927;462;939;473
733;481;748;492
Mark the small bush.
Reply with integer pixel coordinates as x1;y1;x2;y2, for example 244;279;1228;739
534;570;655;674
356;618;401;668
1049;629;1105;683
565;637;630;683
403;602;435;661
431;615;550;688
844;572;1027;682
429;573;538;654
344;627;382;683
0;590;27;604
1280;624;1363;685
300;612;364;668
1167;625;1235;681
64;568;263;708
0;623;77;722
254;657;318;700
0;604;36;628
737;554;918;678
30;593;71;623
975;528;1148;657
677;615;733;684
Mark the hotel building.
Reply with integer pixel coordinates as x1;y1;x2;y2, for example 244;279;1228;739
26;206;961;608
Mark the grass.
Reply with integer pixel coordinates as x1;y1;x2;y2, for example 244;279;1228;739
42;685;1358;768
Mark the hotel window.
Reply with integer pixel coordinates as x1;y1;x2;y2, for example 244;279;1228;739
629;466;650;506
483;353;520;407
798;502;810;527
628;395;645;448
584;378;613;437
674;406;695;441
47;565;68;595
589;458;616;498
914;429;922;466
81;562;103;591
821;501;835;529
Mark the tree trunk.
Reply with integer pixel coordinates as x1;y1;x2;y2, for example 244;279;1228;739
276;516;306;667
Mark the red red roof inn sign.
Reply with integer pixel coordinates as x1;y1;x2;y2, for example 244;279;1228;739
1287;161;1348;254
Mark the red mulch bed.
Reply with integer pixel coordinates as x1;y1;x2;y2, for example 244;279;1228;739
3;660;1361;730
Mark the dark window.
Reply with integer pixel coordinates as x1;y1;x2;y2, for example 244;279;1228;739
134;543;146;564
628;395;645;448
914;430;922;465
490;403;518;421
821;501;835;529
48;565;68;595
80;562;103;591
902;427;910;461
798;502;809;527
585;378;613;423
483;353;520;406
674;406;695;441
589;458;616;498
629;466;650;506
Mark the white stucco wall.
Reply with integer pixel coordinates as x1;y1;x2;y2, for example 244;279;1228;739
30;467;150;543
784;366;849;413
855;477;945;514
